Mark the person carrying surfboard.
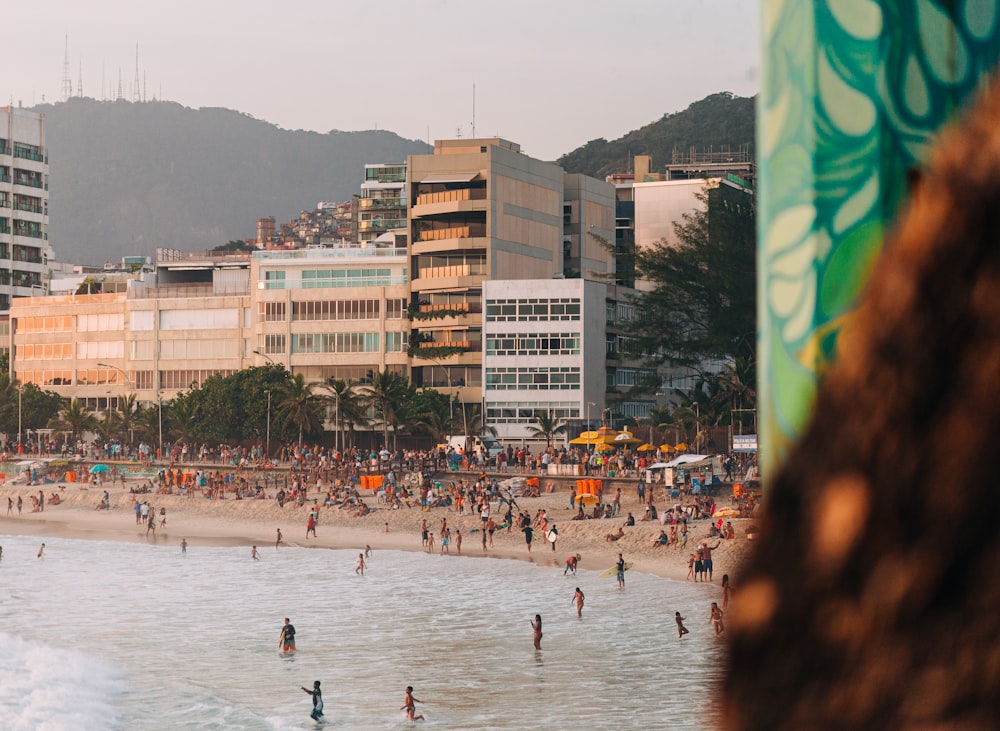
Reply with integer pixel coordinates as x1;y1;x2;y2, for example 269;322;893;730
547;523;558;551
616;553;626;589
280;618;296;653
301;680;324;721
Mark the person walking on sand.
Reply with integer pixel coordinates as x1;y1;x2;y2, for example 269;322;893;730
6;496;11;516
37;543;45;559
306;514;317;539
252;545;260;560
675;611;690;638
146;511;157;537
523;523;534;554
616;552;627;589
454;530;462;554
17;494;22;516
573;587;585;617
709;601;725;635
279;617;296;652
548;523;558;551
159;506;167;528
276;528;284;549
401;685;424;721
301;680;324;721
356;552;367;575
530;614;543;650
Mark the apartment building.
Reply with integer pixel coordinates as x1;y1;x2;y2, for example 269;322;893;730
358;164;407;246
0;107;52;311
250;242;410;382
407;138;568;411
482;278;606;442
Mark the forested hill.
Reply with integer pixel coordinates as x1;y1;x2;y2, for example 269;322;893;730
557;92;756;179
31;98;431;265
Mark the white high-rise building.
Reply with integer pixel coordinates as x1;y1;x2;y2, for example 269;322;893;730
0;107;52;311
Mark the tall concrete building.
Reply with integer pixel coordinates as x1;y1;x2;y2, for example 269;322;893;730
407;138;567;412
0;107;52;310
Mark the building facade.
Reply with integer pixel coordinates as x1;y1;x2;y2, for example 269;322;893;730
482;278;606;443
0;107;52;311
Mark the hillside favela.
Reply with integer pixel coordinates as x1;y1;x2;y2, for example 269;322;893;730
6;2;1000;728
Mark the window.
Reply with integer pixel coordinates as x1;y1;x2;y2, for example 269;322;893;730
291;333;380;354
385;332;409;352
485;333;580;356
485;298;581;322
484;367;581;391
259;301;287;322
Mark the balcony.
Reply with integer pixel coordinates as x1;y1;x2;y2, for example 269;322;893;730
358;218;407;231
415;224;487;243
13;146;44;162
415;188;486;207
14;201;44;214
359;197;406;210
13;174;43;189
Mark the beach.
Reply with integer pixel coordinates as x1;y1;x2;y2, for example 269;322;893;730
0;470;754;582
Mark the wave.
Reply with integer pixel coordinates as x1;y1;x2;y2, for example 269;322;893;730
0;632;123;731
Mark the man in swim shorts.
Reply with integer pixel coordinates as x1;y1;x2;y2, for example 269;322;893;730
280;617;296;652
301;680;324;720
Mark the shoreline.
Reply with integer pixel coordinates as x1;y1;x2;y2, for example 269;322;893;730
0;479;753;582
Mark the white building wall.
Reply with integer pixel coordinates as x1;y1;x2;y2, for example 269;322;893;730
482;278;605;443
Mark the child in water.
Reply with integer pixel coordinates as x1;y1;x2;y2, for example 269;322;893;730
676;611;690;638
400;685;424;721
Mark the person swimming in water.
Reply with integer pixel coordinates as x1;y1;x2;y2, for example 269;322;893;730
301;680;324;721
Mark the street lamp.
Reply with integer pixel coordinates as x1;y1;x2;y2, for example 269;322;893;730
157;391;163;462
265;389;271;458
17;383;22;450
253;349;276;366
418;355;466;442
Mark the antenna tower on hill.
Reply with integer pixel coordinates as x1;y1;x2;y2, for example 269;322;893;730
61;35;73;101
132;44;141;102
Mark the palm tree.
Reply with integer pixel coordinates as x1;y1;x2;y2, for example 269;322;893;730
165;396;199;445
274;372;324;448
95;409;124;442
115;393;139;445
363;370;412;450
47;398;99;443
461;403;497;439
526;411;567;447
324;378;369;452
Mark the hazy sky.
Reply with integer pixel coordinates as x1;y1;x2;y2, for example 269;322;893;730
8;0;760;161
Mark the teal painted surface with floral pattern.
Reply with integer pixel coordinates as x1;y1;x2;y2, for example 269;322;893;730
759;0;1000;478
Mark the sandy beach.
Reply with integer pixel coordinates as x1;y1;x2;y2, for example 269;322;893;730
0;471;754;582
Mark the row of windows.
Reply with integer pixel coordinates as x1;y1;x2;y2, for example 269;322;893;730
161;370;237;390
16;343;74;360
485;367;581;391
485;402;581;424
608;367;655;388
291;333;382;354
79;314;125;332
159;339;240;359
295;364;406;383
485;298;581;322
263;268;406;290
485;333;581;356
289;298;405;322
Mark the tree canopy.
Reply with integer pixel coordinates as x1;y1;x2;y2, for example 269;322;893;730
620;181;756;387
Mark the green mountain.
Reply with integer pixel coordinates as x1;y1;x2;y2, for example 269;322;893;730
31;98;431;265
557;92;756;178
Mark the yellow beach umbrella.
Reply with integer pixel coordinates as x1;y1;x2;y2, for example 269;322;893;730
637;443;657;452
594;443;616;452
659;444;675;453
674;443;688;452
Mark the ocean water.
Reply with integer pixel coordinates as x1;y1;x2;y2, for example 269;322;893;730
0;534;725;730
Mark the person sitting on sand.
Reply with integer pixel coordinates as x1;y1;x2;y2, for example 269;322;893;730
652;530;668;547
571;507;586;521
624;512;636;526
605;527;625;542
